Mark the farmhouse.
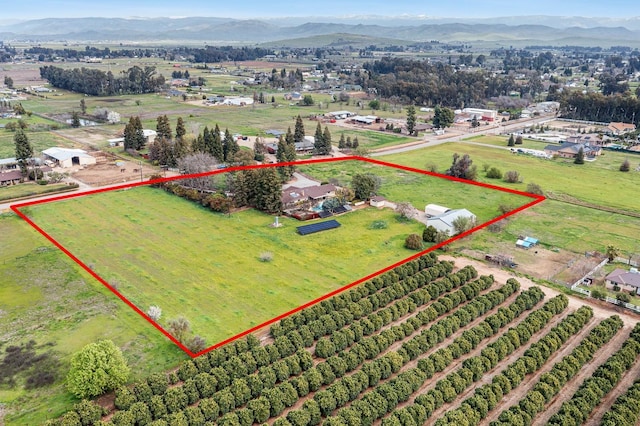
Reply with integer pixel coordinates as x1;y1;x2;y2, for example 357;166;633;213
544;142;601;159
281;184;337;210
426;209;476;235
0;169;22;185
605;268;640;295
42;147;96;168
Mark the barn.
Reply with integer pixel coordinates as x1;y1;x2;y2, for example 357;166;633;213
425;204;451;217
42;147;96;168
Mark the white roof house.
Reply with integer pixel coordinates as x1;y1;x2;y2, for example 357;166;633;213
425;204;451;217
426;209;476;236
42;147;96;168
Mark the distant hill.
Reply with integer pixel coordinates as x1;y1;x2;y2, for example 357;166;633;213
1;16;640;47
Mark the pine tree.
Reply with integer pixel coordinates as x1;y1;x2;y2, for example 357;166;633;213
508;134;515;146
346;136;352;148
406;105;416;135
175;117;186;141
574;147;585;164
80;98;86;114
223;129;239;162
211;124;224;162
352;137;359;149
133;116;146;150
276;135;290;181
294;115;305;143
313;122;326;155
155;115;172;141
323;126;332;154
255;168;283;214
14;129;32;174
71;111;81;128
338;133;346;149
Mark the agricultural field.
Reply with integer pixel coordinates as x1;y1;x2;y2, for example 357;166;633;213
48;253;640;426
16;159;536;355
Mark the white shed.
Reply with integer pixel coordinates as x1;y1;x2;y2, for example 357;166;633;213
425;204;451;217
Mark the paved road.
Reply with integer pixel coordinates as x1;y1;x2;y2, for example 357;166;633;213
372;115;554;156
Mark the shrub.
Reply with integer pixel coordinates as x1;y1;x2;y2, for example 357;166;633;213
486;167;502;179
526;182;544;195
370;220;388;230
423;225;438;242
620;159;630;172
503;170;522;183
590;288;606;300
259;252;274;262
405;234;423;250
147;306;162;321
67;340;129;399
616;293;631;304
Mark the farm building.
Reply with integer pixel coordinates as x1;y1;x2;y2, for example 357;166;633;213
295;136;315;152
516;236;539;249
42;147;96;168
370;196;386;208
425;204;451;217
0;169;23;185
606;268;640;294
544;142;601;159
426;209;476;235
462;108;497;121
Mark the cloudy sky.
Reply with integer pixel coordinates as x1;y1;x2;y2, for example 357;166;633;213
2;0;636;20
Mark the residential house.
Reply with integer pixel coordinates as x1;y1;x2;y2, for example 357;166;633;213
544;142;601;159
281;184;337;211
566;134;605;146
426;209;476;235
0;169;23;185
606;268;640;295
607;122;636;136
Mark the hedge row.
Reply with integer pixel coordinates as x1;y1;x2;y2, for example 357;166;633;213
490;314;624;426
601;379;640;426
435;305;594;426
381;293;568;425
317;285;548;425
315;266;485;358
547;322;640;425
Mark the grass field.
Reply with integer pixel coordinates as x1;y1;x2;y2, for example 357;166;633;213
21;184;429;349
0;182;75;202
0;130;76;159
0;214;185;425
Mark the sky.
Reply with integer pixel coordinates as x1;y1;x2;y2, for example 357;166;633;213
1;0;637;20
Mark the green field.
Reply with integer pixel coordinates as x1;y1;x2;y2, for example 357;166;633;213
0;214;185;425
21;184;429;348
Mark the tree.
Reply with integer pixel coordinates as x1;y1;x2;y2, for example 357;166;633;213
515;135;523;145
446;153;477;181
302;95;314;106
352;173;381;200
14;129;33;174
124;116;145;151
406;105;416;135
368;100;380;110
574;147;585;164
223;129;239;162
4;75;14;89
80;98;86;115
156;115;172;141
175;117;187;140
294;115;305;143
606;245;620;262
147;306;162;321
471;115;480;128
433;106;454;128
338;133;346;150
405;234;423;250
71;111;81;128
66;340;129;399
452;216;476;235
526;182;544;195
313;122;326;155
620;159;631;172
486;167;502;179
507;135;515;146
423;225;438;243
396;202;415;221
167;316;191;344
323;126;332;154
503;170;522;183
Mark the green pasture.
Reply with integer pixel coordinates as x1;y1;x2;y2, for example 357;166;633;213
300;160;534;224
0;183;74;202
0;130;75;158
0;214;185;425
22;185;426;347
384;140;640;214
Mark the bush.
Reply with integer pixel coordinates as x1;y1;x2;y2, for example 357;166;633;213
67;340;129;399
620;159;631;172
405;234;423;250
147;306;162;321
28;168;44;181
616;293;631;304
486;167;502;179
526;182;544;195
503;170;522;183
423;225;438;242
259;252;273;262
370;220;388;230
590;288;607;300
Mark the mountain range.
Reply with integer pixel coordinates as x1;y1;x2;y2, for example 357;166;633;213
1;16;640;47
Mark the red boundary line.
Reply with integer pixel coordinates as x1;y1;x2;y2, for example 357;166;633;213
11;156;544;358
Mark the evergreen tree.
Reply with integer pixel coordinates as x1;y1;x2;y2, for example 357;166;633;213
254;168;283;214
71;110;81;128
223;129;239;162
123;116;137;150
233;171;250;207
192;134;205;153
338;133;346;149
574;147;585;164
433;106;454;128
133;116;146;150
14;129;33;174
174;133;190;160
80;98;86;114
507;134;515;146
276;135;291;181
346;136;352;148
202;126;214;155
175;117;186;141
294;115;305;143
155;114;172;141
352;137;359;149
313;122;326;155
212;124;224;162
323;126;332;154
406;105;416;135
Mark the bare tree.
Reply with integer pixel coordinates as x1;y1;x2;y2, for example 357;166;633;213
177;152;219;191
395;202;416;220
167;316;191;343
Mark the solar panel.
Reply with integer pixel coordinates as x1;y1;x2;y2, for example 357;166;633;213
297;219;341;236
318;210;333;218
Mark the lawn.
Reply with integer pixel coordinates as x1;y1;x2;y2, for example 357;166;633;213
0;213;185;425
0;130;75;159
0;182;75;202
20;184;428;349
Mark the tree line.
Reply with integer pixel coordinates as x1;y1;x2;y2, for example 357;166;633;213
173;46;274;63
557;90;640;126
363;57;519;107
39;65;166;96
